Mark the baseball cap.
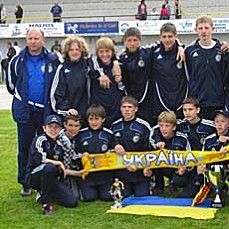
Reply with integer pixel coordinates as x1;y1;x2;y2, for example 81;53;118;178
213;110;229;119
44;115;62;126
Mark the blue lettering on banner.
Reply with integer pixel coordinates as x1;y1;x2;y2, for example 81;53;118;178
64;21;119;34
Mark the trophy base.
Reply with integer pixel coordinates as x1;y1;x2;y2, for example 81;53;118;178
211;202;223;208
111;202;122;209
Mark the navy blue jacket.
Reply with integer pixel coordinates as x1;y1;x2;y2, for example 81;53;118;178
151;125;190;151
111;117;152;182
185;39;229;108
51;57;88;119
151;42;188;117
89;57;123;127
177;118;216;150
119;48;153;122
6;47;60;123
26;134;65;175
76;127;115;184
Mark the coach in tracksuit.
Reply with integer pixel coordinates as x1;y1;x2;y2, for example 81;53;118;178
111;96;152;197
6;28;60;196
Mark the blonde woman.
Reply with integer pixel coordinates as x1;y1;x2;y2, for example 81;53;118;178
51;36;90;121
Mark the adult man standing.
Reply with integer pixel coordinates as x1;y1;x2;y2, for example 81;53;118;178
6;28;60;196
50;3;62;22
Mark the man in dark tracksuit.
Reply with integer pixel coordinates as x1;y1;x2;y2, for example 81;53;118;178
26;115;77;215
6;28;60;196
111;96;152;197
185;16;229;119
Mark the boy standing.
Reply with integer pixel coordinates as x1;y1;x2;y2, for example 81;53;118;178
111;96;152;197
151;22;188;121
76;105;115;201
25;115;77;215
185;15;229;119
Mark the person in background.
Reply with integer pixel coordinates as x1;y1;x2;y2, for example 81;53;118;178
13;41;21;55
160;4;169;20
6;28;60;197
0;3;7;24
148;8;160;20
137;0;147;20
50;3;62;22
15;4;23;23
174;0;181;19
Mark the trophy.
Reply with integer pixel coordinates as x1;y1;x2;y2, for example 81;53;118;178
109;178;124;209
209;164;225;208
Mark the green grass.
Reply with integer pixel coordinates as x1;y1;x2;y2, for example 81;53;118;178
0;110;229;229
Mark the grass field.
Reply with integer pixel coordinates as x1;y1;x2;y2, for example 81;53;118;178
0;110;228;229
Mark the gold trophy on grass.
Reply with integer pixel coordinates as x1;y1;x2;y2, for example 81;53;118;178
109;178;124;209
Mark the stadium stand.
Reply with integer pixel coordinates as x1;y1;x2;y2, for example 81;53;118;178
1;0;229;23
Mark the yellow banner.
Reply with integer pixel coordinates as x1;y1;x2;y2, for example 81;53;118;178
82;146;229;173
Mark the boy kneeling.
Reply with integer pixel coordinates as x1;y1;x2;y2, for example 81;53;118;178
25;115;77;215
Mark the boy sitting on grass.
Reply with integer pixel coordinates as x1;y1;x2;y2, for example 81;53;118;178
25;115;77;215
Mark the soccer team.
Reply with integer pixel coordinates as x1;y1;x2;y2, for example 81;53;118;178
6;15;229;215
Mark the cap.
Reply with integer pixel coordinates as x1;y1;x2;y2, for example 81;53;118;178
213;110;229;119
44;115;62;126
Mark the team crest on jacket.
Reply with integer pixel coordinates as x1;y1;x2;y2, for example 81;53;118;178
215;54;221;62
101;143;108;152
176;62;183;69
138;58;145;67
132;134;140;143
48;64;53;73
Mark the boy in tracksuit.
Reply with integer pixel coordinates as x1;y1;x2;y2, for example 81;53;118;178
25;115;77;215
151;111;190;194
111;96;152;197
89;37;123;127
185;15;229;119
201;110;229;203
173;97;216;197
151;22;188;121
76;104;115;201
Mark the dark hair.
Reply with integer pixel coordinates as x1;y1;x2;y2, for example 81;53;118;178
86;104;106;119
124;27;141;40
160;22;177;35
182;97;200;108
121;96;138;107
64;114;82;124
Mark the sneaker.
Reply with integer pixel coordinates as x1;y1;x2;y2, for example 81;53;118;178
35;191;41;203
42;204;54;216
20;187;32;197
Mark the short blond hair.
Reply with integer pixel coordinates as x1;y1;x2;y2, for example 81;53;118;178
61;36;89;59
195;15;213;28
96;37;115;56
158;111;177;126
